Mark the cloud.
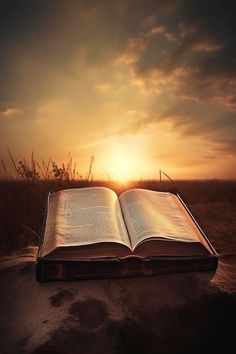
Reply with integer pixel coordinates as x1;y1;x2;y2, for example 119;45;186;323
94;83;111;92
111;102;236;157
191;41;222;53
2;0;234;110
0;106;22;118
1;0;236;177
115;1;236;110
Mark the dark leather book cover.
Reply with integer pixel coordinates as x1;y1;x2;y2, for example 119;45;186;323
36;255;218;282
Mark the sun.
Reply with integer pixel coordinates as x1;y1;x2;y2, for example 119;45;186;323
110;153;132;183
104;143;136;182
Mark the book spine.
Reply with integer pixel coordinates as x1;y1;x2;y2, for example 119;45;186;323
36;260;124;282
36;256;218;282
147;256;218;275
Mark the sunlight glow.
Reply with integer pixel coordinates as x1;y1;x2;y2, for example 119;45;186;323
103;142;139;182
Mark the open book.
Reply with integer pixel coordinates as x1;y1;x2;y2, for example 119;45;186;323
36;187;218;281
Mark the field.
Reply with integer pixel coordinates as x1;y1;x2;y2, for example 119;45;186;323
0;179;236;256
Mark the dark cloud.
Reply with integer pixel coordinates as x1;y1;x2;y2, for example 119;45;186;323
0;0;127;106
108;0;236;158
2;0;235;108
0;0;184;107
214;138;236;155
126;0;236;109
113;104;236;156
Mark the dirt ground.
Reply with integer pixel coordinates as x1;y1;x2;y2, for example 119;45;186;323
0;246;236;354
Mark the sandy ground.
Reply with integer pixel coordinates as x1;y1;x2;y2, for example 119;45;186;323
0;247;236;354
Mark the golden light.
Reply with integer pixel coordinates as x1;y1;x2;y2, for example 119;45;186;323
103;142;139;182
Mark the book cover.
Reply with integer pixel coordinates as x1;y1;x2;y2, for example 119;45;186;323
36;188;218;282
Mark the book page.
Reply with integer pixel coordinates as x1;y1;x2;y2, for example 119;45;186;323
41;193;60;257
54;187;130;248
119;189;201;250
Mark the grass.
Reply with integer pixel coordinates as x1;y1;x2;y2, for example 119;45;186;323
1;150;84;182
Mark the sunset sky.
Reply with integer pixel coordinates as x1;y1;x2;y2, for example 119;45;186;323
1;0;236;180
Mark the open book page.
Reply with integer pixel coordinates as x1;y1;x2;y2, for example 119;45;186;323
52;187;130;249
119;189;203;250
41;193;60;257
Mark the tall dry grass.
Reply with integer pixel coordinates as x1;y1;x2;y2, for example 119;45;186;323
0;150;86;182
